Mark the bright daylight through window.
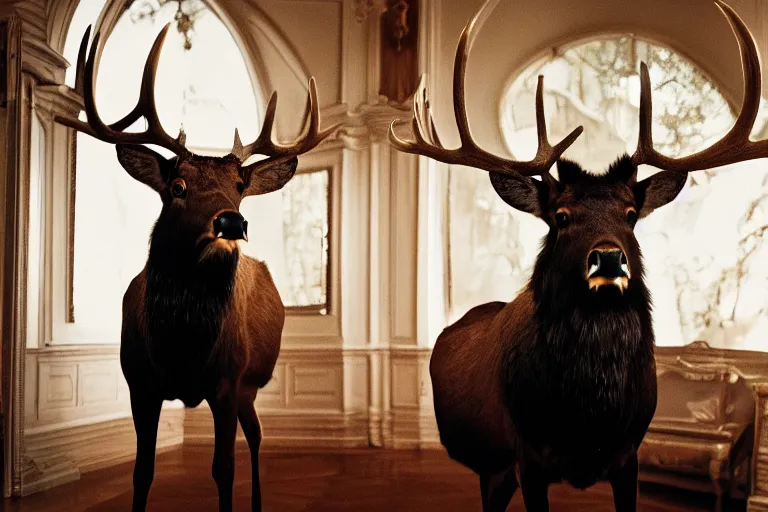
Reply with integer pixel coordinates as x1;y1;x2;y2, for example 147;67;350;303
63;0;330;344
448;35;768;350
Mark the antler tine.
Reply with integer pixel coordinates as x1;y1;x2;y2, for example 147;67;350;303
632;0;768;172
238;91;278;160
388;0;583;177
415;75;442;147
231;129;245;161
137;23;186;150
238;77;336;162
80;31;111;138
296;76;320;151
389;75;439;153
632;62;654;166
56;24;187;155
452;0;489;151
107;24;186;150
73;25;90;97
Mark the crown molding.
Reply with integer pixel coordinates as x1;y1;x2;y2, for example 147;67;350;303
32;84;81;121
327;98;412;150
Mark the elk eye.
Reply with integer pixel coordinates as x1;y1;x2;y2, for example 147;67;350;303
626;208;638;227
170;178;187;199
555;210;570;229
236;181;245;194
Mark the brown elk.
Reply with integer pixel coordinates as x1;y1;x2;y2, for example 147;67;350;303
55;24;334;512
389;0;766;510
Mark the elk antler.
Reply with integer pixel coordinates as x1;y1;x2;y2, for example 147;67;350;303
230;77;338;163
55;24;187;155
388;0;583;177
632;0;768;172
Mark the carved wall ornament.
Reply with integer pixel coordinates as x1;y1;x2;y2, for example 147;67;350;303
379;0;418;104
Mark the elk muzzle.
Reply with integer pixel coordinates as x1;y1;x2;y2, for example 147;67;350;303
213;211;248;242
586;243;630;293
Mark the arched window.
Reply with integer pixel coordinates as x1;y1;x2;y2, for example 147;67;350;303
60;0;330;344
447;35;768;351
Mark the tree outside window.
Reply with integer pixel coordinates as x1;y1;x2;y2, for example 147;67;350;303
448;35;768;351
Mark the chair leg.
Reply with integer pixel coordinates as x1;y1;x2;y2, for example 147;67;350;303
709;460;726;512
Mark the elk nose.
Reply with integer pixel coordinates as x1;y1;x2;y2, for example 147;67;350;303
586;244;630;293
587;245;629;279
213;211;248;242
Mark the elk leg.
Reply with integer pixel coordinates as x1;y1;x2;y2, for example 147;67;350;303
519;460;550;512
608;452;639;512
129;390;163;512
480;466;519;512
209;394;239;512
237;392;263;512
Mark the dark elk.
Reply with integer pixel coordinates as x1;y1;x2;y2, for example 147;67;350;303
389;0;767;510
56;24;334;512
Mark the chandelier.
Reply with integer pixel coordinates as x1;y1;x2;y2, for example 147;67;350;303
130;0;205;50
352;0;389;22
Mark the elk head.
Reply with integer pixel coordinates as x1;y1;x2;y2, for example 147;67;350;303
57;25;335;271
390;0;767;304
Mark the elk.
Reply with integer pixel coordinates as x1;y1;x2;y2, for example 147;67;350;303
55;24;334;512
389;0;766;510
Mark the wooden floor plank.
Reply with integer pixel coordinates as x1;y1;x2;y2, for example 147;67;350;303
3;444;747;511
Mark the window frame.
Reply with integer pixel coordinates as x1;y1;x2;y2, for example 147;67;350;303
441;31;768;347
280;165;334;316
43;1;343;345
280;144;343;344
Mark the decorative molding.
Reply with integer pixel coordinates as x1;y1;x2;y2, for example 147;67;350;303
21;405;184;496
1;13;24;499
20;35;65;85
749;497;768;512
21;344;183;496
66;128;75;324
25;345;128;430
656;342;768;383
339;100;411;147
30;83;81;119
184;345;436;449
749;382;768;511
185;406;369;449
8;0;46;46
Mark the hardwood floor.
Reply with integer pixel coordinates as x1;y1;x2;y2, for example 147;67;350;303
4;445;746;511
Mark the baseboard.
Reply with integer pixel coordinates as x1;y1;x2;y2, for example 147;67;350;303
21;406;184;496
388;409;441;449
184;404;370;448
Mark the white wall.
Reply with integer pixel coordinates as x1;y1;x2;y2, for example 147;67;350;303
4;0;768;497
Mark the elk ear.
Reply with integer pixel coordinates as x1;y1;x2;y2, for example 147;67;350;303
115;144;170;193
489;171;549;218
242;156;298;196
633;170;688;219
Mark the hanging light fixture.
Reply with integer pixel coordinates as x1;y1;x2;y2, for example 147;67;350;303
352;0;389;23
129;0;204;145
130;0;204;50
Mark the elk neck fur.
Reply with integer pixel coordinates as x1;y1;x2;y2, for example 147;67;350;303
141;211;242;404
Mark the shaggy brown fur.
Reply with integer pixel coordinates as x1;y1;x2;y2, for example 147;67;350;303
116;145;298;512
430;157;689;512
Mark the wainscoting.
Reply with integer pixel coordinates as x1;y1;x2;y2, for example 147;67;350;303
20;344;438;495
23;340;768;502
185;346;439;449
22;346;184;496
